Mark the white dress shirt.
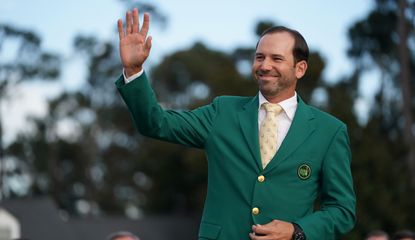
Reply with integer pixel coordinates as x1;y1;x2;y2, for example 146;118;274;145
258;91;297;152
124;69;144;84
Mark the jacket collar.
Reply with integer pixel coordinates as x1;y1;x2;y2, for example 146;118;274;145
238;95;316;172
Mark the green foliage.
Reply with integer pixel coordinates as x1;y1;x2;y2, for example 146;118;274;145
151;42;257;105
347;10;397;60
255;20;276;37
0;24;61;87
297;52;325;102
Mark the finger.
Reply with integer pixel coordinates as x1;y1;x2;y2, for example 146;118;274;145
144;36;152;54
132;8;139;33
117;19;125;39
140;12;150;37
126;10;132;35
252;225;269;235
249;232;267;240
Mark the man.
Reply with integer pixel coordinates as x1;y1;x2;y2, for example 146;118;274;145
366;230;390;240
115;8;356;240
106;231;140;240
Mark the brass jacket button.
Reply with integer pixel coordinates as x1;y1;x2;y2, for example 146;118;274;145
252;207;260;215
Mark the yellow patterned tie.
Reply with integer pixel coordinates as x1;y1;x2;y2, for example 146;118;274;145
259;103;282;169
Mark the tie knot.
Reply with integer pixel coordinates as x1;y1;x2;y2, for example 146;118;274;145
262;103;282;113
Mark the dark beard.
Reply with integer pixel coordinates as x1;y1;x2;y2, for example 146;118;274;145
257;76;294;98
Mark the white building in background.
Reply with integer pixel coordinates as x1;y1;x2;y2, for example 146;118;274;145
0;208;20;240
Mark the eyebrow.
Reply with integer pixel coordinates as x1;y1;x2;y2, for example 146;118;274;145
255;53;286;60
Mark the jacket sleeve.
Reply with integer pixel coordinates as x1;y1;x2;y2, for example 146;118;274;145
115;72;218;149
295;125;356;240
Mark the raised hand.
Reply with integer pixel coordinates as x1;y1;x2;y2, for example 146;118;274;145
117;8;152;78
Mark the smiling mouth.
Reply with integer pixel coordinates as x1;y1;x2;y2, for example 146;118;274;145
259;74;277;77
257;74;279;81
256;70;279;79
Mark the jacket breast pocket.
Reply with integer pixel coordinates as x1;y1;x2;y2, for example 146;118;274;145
198;222;222;239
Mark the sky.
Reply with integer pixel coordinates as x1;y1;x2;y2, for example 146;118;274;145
0;0;374;144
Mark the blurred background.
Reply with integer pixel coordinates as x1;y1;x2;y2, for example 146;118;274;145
0;0;414;239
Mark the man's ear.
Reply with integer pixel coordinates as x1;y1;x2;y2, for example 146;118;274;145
295;60;308;79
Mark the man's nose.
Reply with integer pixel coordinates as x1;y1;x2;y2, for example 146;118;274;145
260;59;273;71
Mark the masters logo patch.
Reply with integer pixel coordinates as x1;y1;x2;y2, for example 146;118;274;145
297;164;311;180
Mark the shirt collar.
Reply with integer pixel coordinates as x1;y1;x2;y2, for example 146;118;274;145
258;91;298;121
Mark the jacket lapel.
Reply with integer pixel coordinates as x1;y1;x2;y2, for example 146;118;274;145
238;95;263;171
263;96;316;174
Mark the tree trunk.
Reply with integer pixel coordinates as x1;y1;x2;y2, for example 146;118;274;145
397;0;415;188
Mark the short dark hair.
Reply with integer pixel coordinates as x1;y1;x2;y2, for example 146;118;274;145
256;26;309;64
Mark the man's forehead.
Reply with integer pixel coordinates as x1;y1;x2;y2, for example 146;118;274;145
256;32;295;56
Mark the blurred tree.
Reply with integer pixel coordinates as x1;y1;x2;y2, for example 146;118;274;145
397;0;415;187
344;0;415;238
255;20;275;37
0;24;60;200
5;2;168;216
7;35;144;215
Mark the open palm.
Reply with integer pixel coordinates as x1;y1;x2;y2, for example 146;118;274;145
117;8;152;77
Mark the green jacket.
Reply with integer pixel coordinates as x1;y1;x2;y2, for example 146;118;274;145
116;72;356;240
